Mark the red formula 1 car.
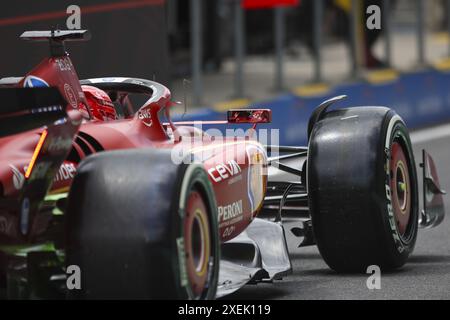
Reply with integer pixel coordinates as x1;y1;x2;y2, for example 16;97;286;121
0;30;446;299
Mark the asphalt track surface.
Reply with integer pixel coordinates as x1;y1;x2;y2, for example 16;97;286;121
225;123;450;300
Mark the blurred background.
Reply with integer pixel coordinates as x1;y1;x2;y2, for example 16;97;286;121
2;0;450;145
2;2;450;300
167;0;450;106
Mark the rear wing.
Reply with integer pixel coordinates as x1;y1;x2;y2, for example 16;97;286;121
0;86;82;238
0;87;67;137
20;30;91;42
20;29;91;56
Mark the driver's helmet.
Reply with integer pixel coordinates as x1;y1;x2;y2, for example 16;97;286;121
82;85;117;121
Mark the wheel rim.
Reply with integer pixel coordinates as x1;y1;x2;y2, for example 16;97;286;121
184;189;211;297
390;141;411;236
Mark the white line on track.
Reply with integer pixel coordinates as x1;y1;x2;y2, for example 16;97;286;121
410;122;450;144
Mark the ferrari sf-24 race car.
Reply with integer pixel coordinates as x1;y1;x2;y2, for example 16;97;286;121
0;30;446;299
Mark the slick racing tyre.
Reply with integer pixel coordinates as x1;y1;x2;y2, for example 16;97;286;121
308;107;418;273
66;149;219;299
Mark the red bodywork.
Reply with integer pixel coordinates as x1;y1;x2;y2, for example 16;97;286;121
243;0;300;9
0;53;268;243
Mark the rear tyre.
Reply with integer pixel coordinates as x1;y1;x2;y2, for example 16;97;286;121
308;107;418;273
66;149;219;299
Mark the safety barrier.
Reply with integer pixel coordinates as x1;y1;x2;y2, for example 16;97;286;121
175;64;450;146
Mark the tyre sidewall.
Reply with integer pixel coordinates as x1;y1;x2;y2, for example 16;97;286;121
171;164;219;300
376;113;418;268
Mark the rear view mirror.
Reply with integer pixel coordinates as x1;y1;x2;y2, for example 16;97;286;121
227;109;272;124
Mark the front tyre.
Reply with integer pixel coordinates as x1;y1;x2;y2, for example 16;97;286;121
308;108;419;273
